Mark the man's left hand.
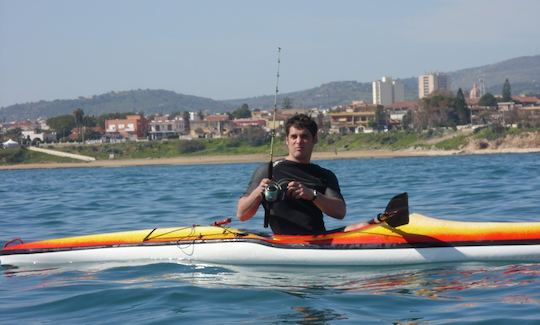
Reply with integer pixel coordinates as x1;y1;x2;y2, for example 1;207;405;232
287;181;315;201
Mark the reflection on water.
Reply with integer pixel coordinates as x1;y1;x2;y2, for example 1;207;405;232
5;262;540;302
3;261;540;324
280;306;348;324
2;154;540;323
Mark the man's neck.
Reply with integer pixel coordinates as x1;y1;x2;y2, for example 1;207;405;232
285;156;311;164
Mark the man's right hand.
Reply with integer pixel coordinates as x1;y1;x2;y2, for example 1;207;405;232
237;178;272;221
256;178;272;197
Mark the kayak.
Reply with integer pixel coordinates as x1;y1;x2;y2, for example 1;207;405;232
2;213;540;267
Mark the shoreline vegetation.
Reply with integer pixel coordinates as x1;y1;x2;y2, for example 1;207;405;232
1;126;539;170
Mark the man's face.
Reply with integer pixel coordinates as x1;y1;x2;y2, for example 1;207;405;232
285;126;317;163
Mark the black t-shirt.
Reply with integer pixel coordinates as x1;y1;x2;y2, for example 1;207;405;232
244;160;344;235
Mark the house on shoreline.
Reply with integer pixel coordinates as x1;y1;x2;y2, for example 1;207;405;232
105;115;148;141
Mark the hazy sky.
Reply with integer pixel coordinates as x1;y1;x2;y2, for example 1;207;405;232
1;0;539;107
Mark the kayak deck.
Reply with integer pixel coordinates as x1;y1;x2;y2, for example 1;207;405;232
2;213;540;266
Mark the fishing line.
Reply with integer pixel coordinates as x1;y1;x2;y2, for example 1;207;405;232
268;46;281;169
264;47;282;228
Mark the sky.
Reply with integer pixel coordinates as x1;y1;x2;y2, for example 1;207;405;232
1;0;539;108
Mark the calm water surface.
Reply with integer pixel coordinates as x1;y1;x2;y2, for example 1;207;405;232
1;153;540;324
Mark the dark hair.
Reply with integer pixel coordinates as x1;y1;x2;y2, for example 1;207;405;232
285;114;318;138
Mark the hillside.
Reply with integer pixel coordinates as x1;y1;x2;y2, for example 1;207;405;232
1;54;538;121
225;80;420;110
225;81;372;109
449;55;540;95
224;55;540;109
0;89;232;121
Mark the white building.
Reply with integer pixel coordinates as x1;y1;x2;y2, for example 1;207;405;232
148;115;189;140
372;76;405;106
21;130;56;143
418;73;450;98
393;79;405;103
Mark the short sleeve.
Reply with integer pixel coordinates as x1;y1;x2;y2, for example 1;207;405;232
323;170;344;200
242;164;269;196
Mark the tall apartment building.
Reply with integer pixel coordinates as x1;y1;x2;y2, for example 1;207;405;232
372;76;405;106
418;73;450;98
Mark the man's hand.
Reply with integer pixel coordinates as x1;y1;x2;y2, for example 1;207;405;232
257;178;273;197
286;181;315;201
237;178;272;221
287;181;346;220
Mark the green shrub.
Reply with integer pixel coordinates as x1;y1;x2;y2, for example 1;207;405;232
425;128;444;138
177;140;206;153
243;127;270;146
380;133;398;145
474;125;507;141
434;135;468;150
227;138;242;148
103;146;123;155
320;133;340;145
0;147;27;163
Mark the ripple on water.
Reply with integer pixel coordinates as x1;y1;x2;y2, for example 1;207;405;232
1;154;540;324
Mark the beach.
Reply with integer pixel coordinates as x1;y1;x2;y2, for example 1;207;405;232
1;147;539;170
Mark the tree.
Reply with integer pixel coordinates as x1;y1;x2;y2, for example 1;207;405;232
374;106;387;130
415;91;456;128
73;108;85;127
478;93;497;107
231;104;251;119
282;97;293;109
182;111;191;134
1;127;22;142
47;115;76;141
502;78;512;102
84;129;103;140
73;108;85;142
401;110;413;130
83;115;97;127
169;111;182;119
455;88;471;125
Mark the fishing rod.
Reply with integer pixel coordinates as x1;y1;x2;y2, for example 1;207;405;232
263;47;281;228
269;46;281;175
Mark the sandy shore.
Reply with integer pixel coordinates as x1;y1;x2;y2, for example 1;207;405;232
1;147;539;170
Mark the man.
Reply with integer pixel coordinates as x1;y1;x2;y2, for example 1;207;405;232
237;114;346;235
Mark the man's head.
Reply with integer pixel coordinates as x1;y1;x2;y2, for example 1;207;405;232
284;114;318;163
285;114;318;138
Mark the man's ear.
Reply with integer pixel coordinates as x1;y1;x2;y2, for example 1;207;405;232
313;134;318;144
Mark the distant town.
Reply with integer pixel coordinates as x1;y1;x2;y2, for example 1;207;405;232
1;74;539;150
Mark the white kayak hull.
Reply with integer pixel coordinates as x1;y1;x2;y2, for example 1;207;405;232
3;241;540;267
4;213;540;267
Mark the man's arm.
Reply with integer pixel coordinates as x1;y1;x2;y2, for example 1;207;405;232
312;191;346;219
286;181;346;219
236;178;272;221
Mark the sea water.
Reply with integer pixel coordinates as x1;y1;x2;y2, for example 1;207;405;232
1;153;540;324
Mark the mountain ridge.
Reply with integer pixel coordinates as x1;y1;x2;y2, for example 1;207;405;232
1;54;539;122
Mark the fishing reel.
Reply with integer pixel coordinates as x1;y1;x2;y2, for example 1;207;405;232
263;181;288;203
